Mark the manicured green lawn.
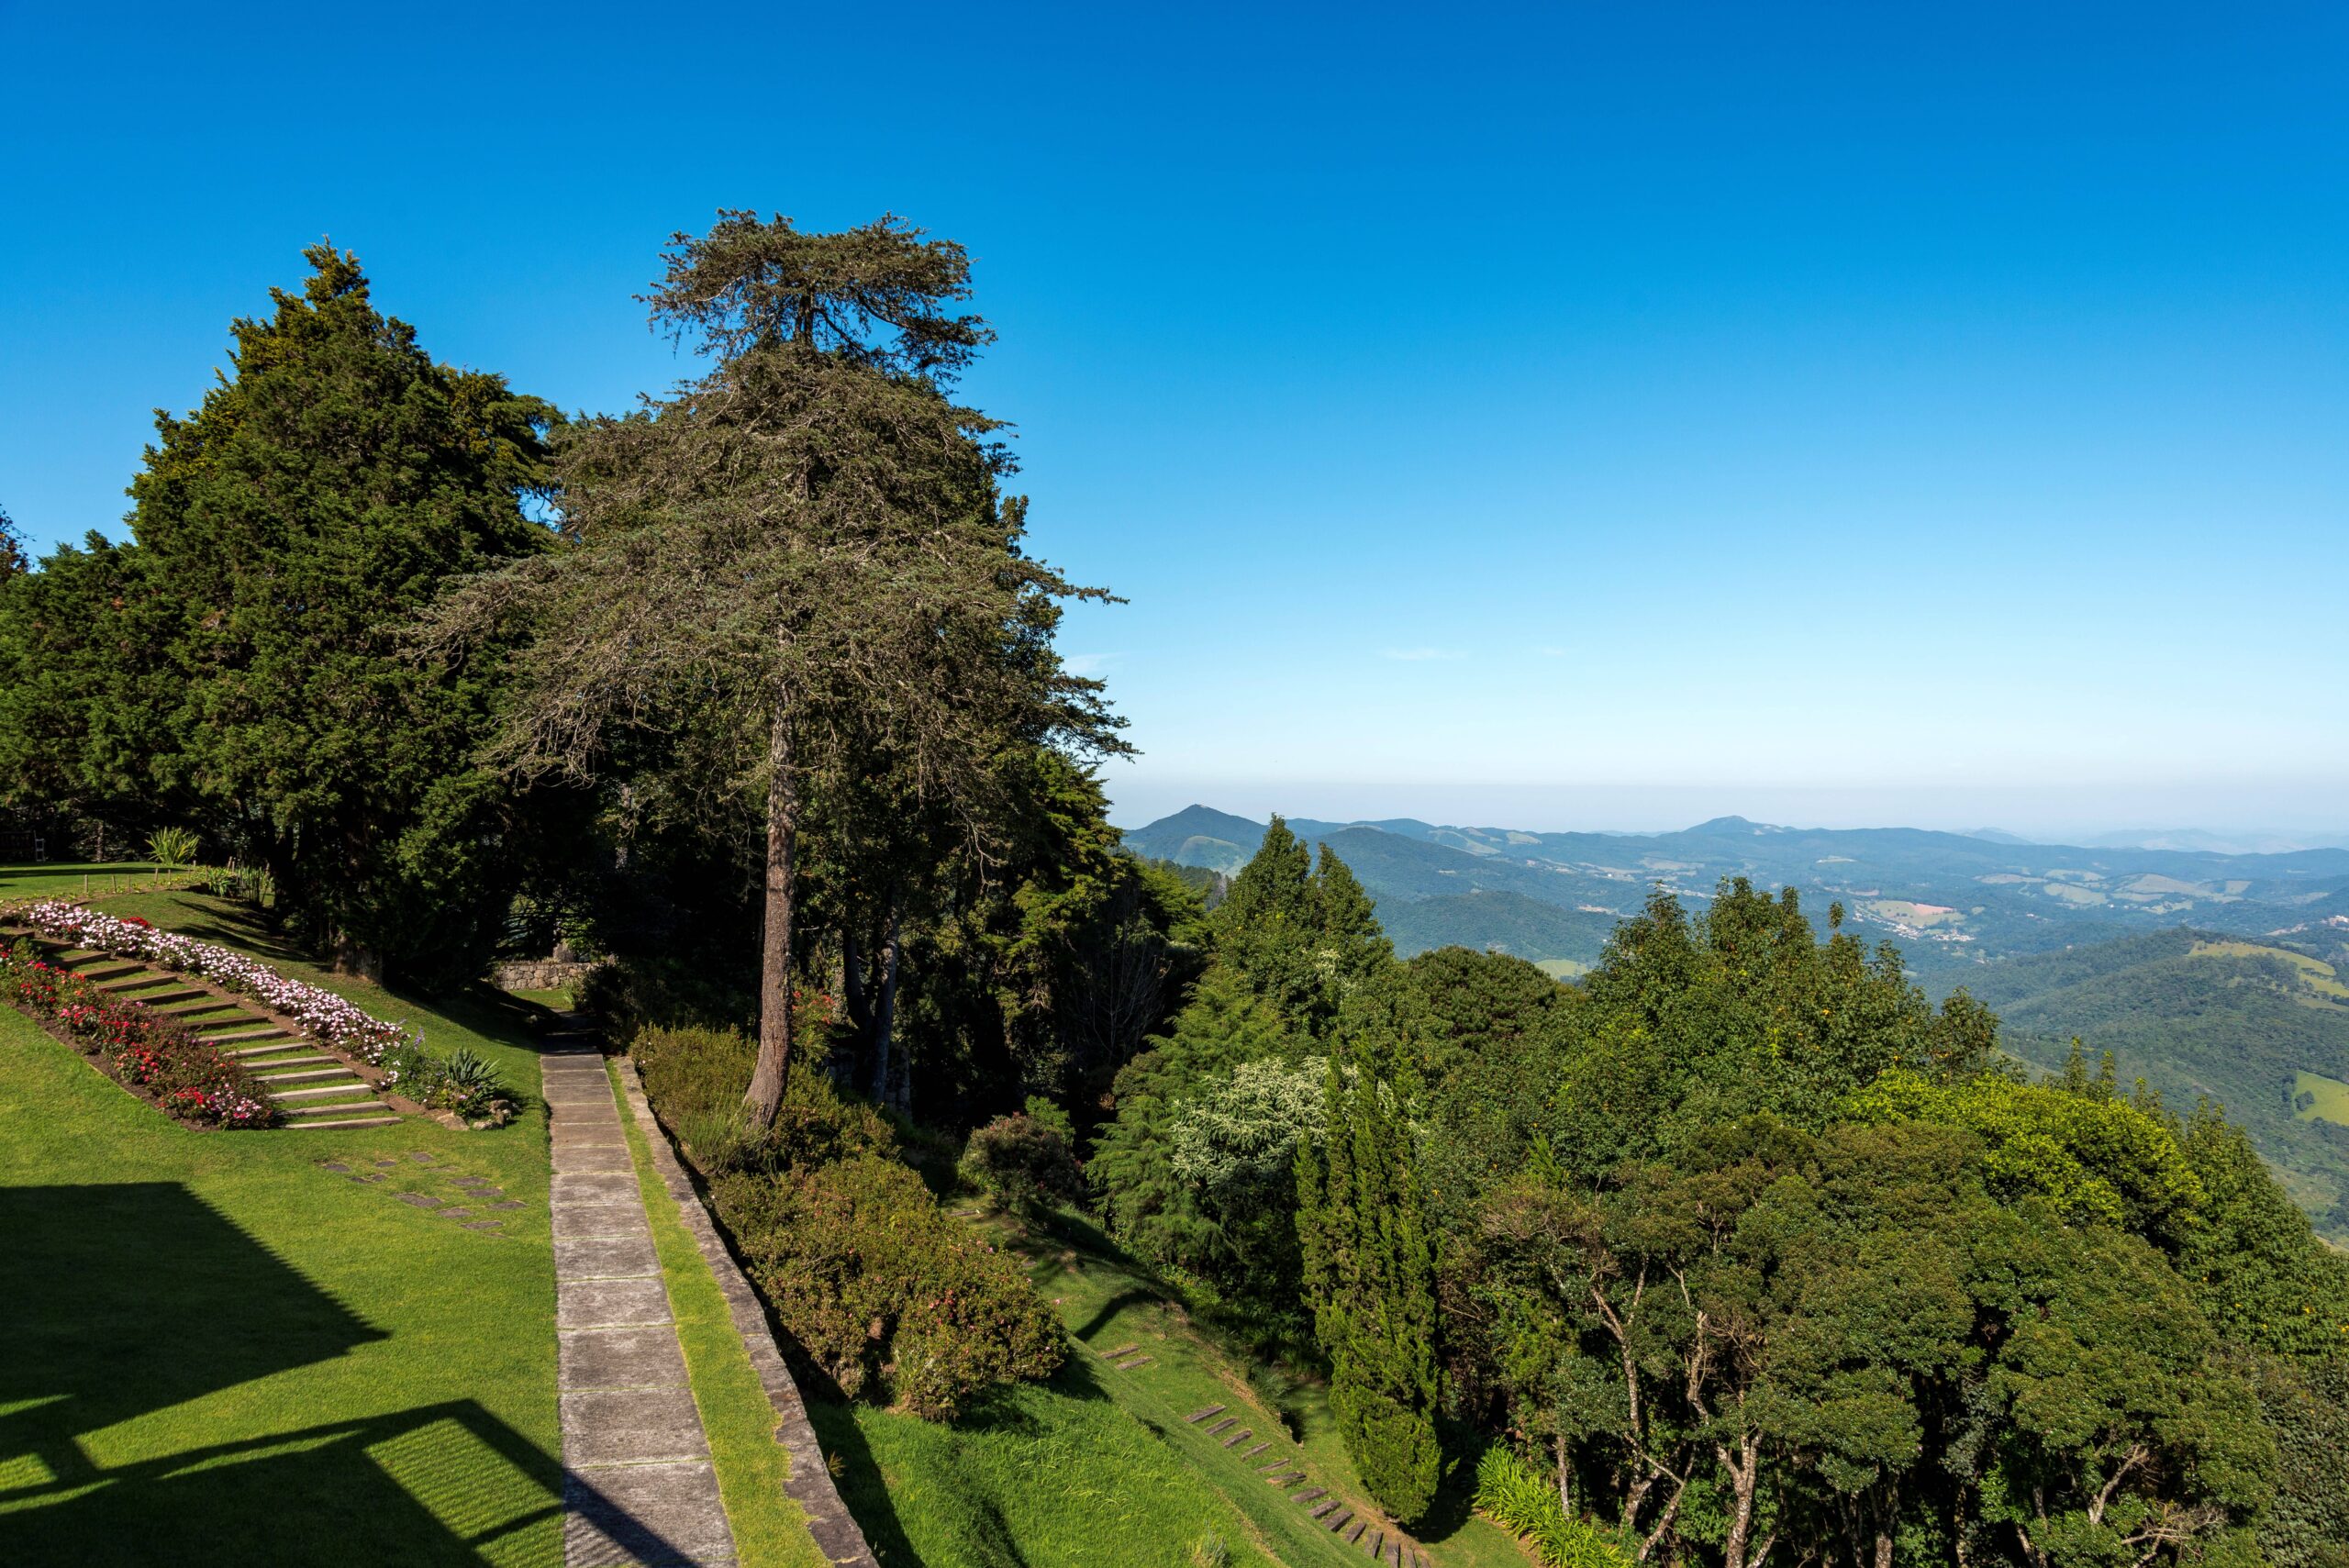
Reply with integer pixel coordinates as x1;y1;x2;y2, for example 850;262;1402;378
610;1060;829;1568
817;1207;1525;1568
0;889;565;1566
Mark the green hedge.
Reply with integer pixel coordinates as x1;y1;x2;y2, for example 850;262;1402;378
633;1026;1063;1419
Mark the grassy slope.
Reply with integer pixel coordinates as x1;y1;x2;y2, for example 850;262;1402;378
609;1059;828;1568
817;1207;1524;1568
0;890;564;1565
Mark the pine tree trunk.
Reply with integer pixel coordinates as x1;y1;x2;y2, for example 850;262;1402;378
744;695;797;1126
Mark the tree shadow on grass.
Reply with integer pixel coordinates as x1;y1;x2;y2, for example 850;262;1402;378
0;1184;680;1567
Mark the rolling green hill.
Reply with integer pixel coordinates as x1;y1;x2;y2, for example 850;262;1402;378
1372;890;1617;967
1963;929;2349;1240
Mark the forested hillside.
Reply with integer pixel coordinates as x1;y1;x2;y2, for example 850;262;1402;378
1965;929;2349;1239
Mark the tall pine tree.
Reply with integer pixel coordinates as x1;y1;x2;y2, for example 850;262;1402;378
110;246;557;974
1297;1055;1444;1523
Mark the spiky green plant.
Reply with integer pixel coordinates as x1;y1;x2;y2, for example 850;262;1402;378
147;827;200;868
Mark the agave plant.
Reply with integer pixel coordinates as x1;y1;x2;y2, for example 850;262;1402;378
147;826;200;868
441;1047;504;1095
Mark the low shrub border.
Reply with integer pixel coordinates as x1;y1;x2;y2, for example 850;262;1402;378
630;1024;1065;1420
0;939;273;1128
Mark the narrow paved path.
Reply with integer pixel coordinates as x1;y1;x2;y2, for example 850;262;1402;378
545;1032;739;1567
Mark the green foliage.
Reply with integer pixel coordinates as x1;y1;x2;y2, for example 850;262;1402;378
1089;967;1308;1315
716;1152;1064;1418
1297;1061;1442;1523
379;1040;518;1124
146;826;199;868
1473;1448;1632;1568
91;245;560;978
1847;1068;2208;1240
1209;819;1393;1037
2252;1353;2349;1568
631;1025;1063;1419
960;1112;1083;1214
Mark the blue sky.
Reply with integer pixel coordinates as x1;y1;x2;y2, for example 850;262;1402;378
5;3;2344;836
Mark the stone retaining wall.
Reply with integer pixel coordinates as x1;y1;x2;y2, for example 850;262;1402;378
492;959;599;992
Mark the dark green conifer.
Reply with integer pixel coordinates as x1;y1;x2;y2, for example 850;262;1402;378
1297;1057;1443;1522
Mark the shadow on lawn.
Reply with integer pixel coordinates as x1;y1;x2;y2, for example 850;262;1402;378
0;1184;673;1567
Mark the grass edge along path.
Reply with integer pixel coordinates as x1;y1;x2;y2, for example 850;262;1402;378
607;1055;835;1568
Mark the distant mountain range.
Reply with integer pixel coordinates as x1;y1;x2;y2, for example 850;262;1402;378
1120;805;2349;983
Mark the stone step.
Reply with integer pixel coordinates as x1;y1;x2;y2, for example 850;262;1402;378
225;1040;302;1056
132;988;208;1006
284;1100;390;1117
1254;1458;1293;1473
1205;1418;1236;1435
1292;1486;1328;1503
73;962;143;983
1186;1405;1225;1424
284;1116;402;1130
1220;1429;1253;1447
261;1068;361;1086
250;1055;336;1072
1114;1354;1152;1371
1309;1500;1339;1519
273;1083;373;1100
101;975;174;994
1238;1442;1269;1459
1264;1470;1307;1485
156;999;240;1017
1326;1508;1353;1533
1102;1342;1139;1359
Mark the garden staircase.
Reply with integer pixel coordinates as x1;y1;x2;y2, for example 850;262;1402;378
20;936;402;1129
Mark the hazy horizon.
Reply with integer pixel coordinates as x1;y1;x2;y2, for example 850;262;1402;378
1101;778;2349;848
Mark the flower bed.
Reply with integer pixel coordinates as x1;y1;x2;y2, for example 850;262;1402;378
17;900;413;1062
0;940;273;1128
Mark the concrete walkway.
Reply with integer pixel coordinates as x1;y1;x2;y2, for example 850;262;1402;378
544;1042;739;1568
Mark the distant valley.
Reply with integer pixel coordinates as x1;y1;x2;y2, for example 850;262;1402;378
1122;804;2349;984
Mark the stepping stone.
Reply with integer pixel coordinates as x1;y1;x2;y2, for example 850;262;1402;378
1364;1529;1381;1557
440;1208;472;1219
1255;1457;1293;1472
487;1200;525;1210
1387;1543;1404;1567
320;1162;350;1172
561;1325;690;1392
1327;1508;1353;1532
396;1193;442;1207
553;1172;639;1205
451;1175;493;1187
561;1460;733;1565
463;1222;500;1231
557;1232;661;1279
1205;1418;1236;1435
1310;1501;1339;1519
1221;1429;1252;1447
559;1386;712;1467
1186;1405;1226;1424
558;1275;672;1330
1239;1442;1269;1458
1114;1355;1152;1370
408;1152;439;1163
1344;1522;1365;1544
1103;1342;1139;1358
1265;1470;1306;1485
1292;1486;1328;1503
552;1203;648;1241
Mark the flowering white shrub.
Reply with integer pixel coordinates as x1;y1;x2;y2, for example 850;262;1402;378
19;901;417;1064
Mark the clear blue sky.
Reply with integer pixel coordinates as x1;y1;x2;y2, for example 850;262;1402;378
5;3;2344;837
